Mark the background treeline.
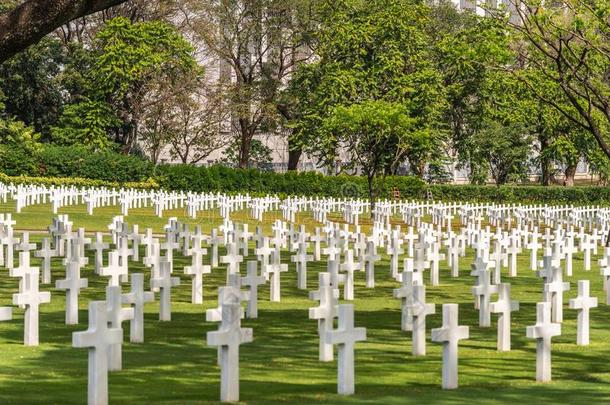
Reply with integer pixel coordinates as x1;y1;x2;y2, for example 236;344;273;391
2;144;610;204
2;0;610;187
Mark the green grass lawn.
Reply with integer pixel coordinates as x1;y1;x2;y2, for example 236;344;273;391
0;199;609;403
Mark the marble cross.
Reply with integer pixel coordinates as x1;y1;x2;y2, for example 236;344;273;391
310;227;325;261
323;237;341;262
151;259;180;321
255;237;273;269
393;262;422;332
569;280;597;346
206;290;253;403
543;266;570;323
73;301;122;405
291;241;313;290
410;284;435;356
121;273;154;343
431;304;469;389
363;241;380;288
100;251;127;287
184;254;211;304
34;237;56;284
325;304;366;395
56;260;88;325
526;301;561;382
527;228;541;271
221;241;243;283
309;272;339;361
265;247;287;302
339;250;361;300
472;268;498;327
241;261;266;319
490;283;519;351
387;232;404;280
106;285;134;371
13;267;50;346
209;229;221;268
87;232;109;275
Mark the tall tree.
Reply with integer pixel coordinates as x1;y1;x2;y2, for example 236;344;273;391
0;0;129;62
503;0;610;160
187;0;317;168
290;0;445;178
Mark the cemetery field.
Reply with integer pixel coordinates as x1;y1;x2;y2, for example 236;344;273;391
1;202;610;403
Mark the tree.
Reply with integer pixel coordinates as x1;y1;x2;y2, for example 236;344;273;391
0;37;67;137
0;0;129;63
324;100;419;214
430;2;514;183
290;0;445;178
57;17;198;151
141;75;230;164
504;0;610;160
50;99;119;150
187;0;317;168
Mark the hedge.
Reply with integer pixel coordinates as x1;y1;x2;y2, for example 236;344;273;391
0;173;159;190
1;144;610;204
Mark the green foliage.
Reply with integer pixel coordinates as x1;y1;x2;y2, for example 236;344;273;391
50;99;119;150
0;173;159;189
0;37;67;136
91;17;196;100
221;138;273;169
0;117;40;149
290;0;446;173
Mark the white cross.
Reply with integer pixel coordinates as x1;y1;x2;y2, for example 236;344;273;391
241;261;266;319
527;227;541;271
472;268;498;327
13;268;51;346
544;266;570;323
410;284;435;356
56;260;88;325
87;232;108;275
363;241;380;288
34;237;56;284
206;290;253;403
265;247;288;302
291;241;313;290
121;273;154;343
151;259;180;321
309;272;339;362
526;301;561;382
431;304;469;389
393;261;422;332
325;304;366;395
569;280;597;346
339;250;361;300
184;253;211;305
221;241;243;283
73;301;122;405
106;285;134;371
490;283;519;351
100;251;127;287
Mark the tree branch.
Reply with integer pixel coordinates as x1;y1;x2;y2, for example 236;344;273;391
0;0;128;62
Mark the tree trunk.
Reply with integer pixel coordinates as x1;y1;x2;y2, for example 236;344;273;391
287;147;302;171
0;0;128;63
563;164;577;187
539;134;553;186
368;174;376;221
238;126;252;169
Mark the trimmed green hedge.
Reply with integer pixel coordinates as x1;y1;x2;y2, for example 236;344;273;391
1;144;610;204
0;173;159;189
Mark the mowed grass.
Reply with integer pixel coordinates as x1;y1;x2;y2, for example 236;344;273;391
0;199;609;403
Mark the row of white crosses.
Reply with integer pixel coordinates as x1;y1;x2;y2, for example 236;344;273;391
2;197;610;402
